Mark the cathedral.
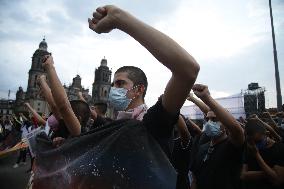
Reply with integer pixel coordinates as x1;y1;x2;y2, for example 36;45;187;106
10;38;112;116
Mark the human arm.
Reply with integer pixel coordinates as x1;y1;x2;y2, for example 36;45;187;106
186;118;202;135
255;152;284;185
24;102;46;125
240;164;266;180
38;75;62;120
177;115;191;146
42;56;81;136
192;84;244;147
77;91;87;103
255;114;282;142
88;5;200;115
187;93;210;114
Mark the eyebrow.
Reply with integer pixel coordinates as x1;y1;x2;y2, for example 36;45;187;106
114;79;127;85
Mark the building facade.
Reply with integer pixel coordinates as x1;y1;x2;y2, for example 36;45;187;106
92;58;112;104
24;38;50;115
64;75;92;103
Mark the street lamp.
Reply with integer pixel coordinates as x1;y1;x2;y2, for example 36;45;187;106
269;0;282;117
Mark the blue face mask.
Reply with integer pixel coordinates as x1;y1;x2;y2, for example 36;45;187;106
109;87;132;111
256;137;267;150
203;120;223;138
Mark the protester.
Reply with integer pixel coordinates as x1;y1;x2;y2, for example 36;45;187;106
241;118;284;189
32;5;199;189
189;84;244;189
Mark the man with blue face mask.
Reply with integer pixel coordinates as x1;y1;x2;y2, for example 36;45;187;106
189;84;244;189
33;5;200;189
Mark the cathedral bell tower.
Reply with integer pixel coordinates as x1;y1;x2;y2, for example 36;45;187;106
25;37;50;115
92;57;112;104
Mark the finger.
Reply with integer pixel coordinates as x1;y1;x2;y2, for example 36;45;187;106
88;18;97;30
93;11;103;20
96;7;106;15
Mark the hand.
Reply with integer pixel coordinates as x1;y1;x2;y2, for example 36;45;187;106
24;102;30;107
187;93;194;101
246;140;258;156
192;84;210;99
276;111;284;118
262;112;272;119
249;114;258;119
52;137;65;147
88;5;121;34
90;106;97;119
78;91;83;98
42;55;54;68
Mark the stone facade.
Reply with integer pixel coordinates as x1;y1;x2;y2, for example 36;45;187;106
92;58;112;104
64;75;92;103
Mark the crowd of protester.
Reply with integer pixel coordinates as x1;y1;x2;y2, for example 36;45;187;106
1;5;284;189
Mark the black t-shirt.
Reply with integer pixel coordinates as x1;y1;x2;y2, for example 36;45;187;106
190;138;243;189
33;99;179;189
243;142;284;189
92;115;113;130
171;137;191;189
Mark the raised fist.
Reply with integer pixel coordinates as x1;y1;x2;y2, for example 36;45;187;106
192;84;210;99
187;93;194;101
88;5;121;34
42;55;54;68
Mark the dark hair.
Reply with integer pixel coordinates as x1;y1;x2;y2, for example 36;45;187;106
115;66;148;98
70;100;90;128
245;119;266;137
94;102;107;115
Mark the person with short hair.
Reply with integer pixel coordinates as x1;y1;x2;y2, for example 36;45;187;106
189;84;244;189
241;119;284;189
33;5;200;189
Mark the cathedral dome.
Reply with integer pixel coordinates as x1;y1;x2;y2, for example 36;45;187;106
39;37;48;51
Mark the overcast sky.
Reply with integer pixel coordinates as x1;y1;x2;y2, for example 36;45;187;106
0;0;283;108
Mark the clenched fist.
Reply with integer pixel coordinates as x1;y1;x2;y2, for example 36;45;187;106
192;84;210;99
88;5;122;34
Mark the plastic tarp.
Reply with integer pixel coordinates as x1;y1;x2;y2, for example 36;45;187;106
181;94;246;119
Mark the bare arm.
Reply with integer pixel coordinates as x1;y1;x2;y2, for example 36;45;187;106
24;103;46;125
38;75;62;120
19;113;28;121
192;84;244;147
187;118;202;135
177;115;191;146
256;117;282;142
77;91;87;103
89;5;200;115
240;164;266;181
262;112;282;136
256;152;283;185
187;93;210;114
43;56;81;136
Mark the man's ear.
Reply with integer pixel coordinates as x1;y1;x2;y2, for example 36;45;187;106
136;85;145;97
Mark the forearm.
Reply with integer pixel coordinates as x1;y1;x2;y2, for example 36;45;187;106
241;171;266;180
202;95;244;145
44;64;81;136
26;105;46;125
188;119;202;135
258;119;281;142
256;153;278;181
39;79;62;119
190;97;210;114
116;10;199;79
177;115;191;144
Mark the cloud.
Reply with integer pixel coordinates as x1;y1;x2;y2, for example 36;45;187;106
0;0;283;108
